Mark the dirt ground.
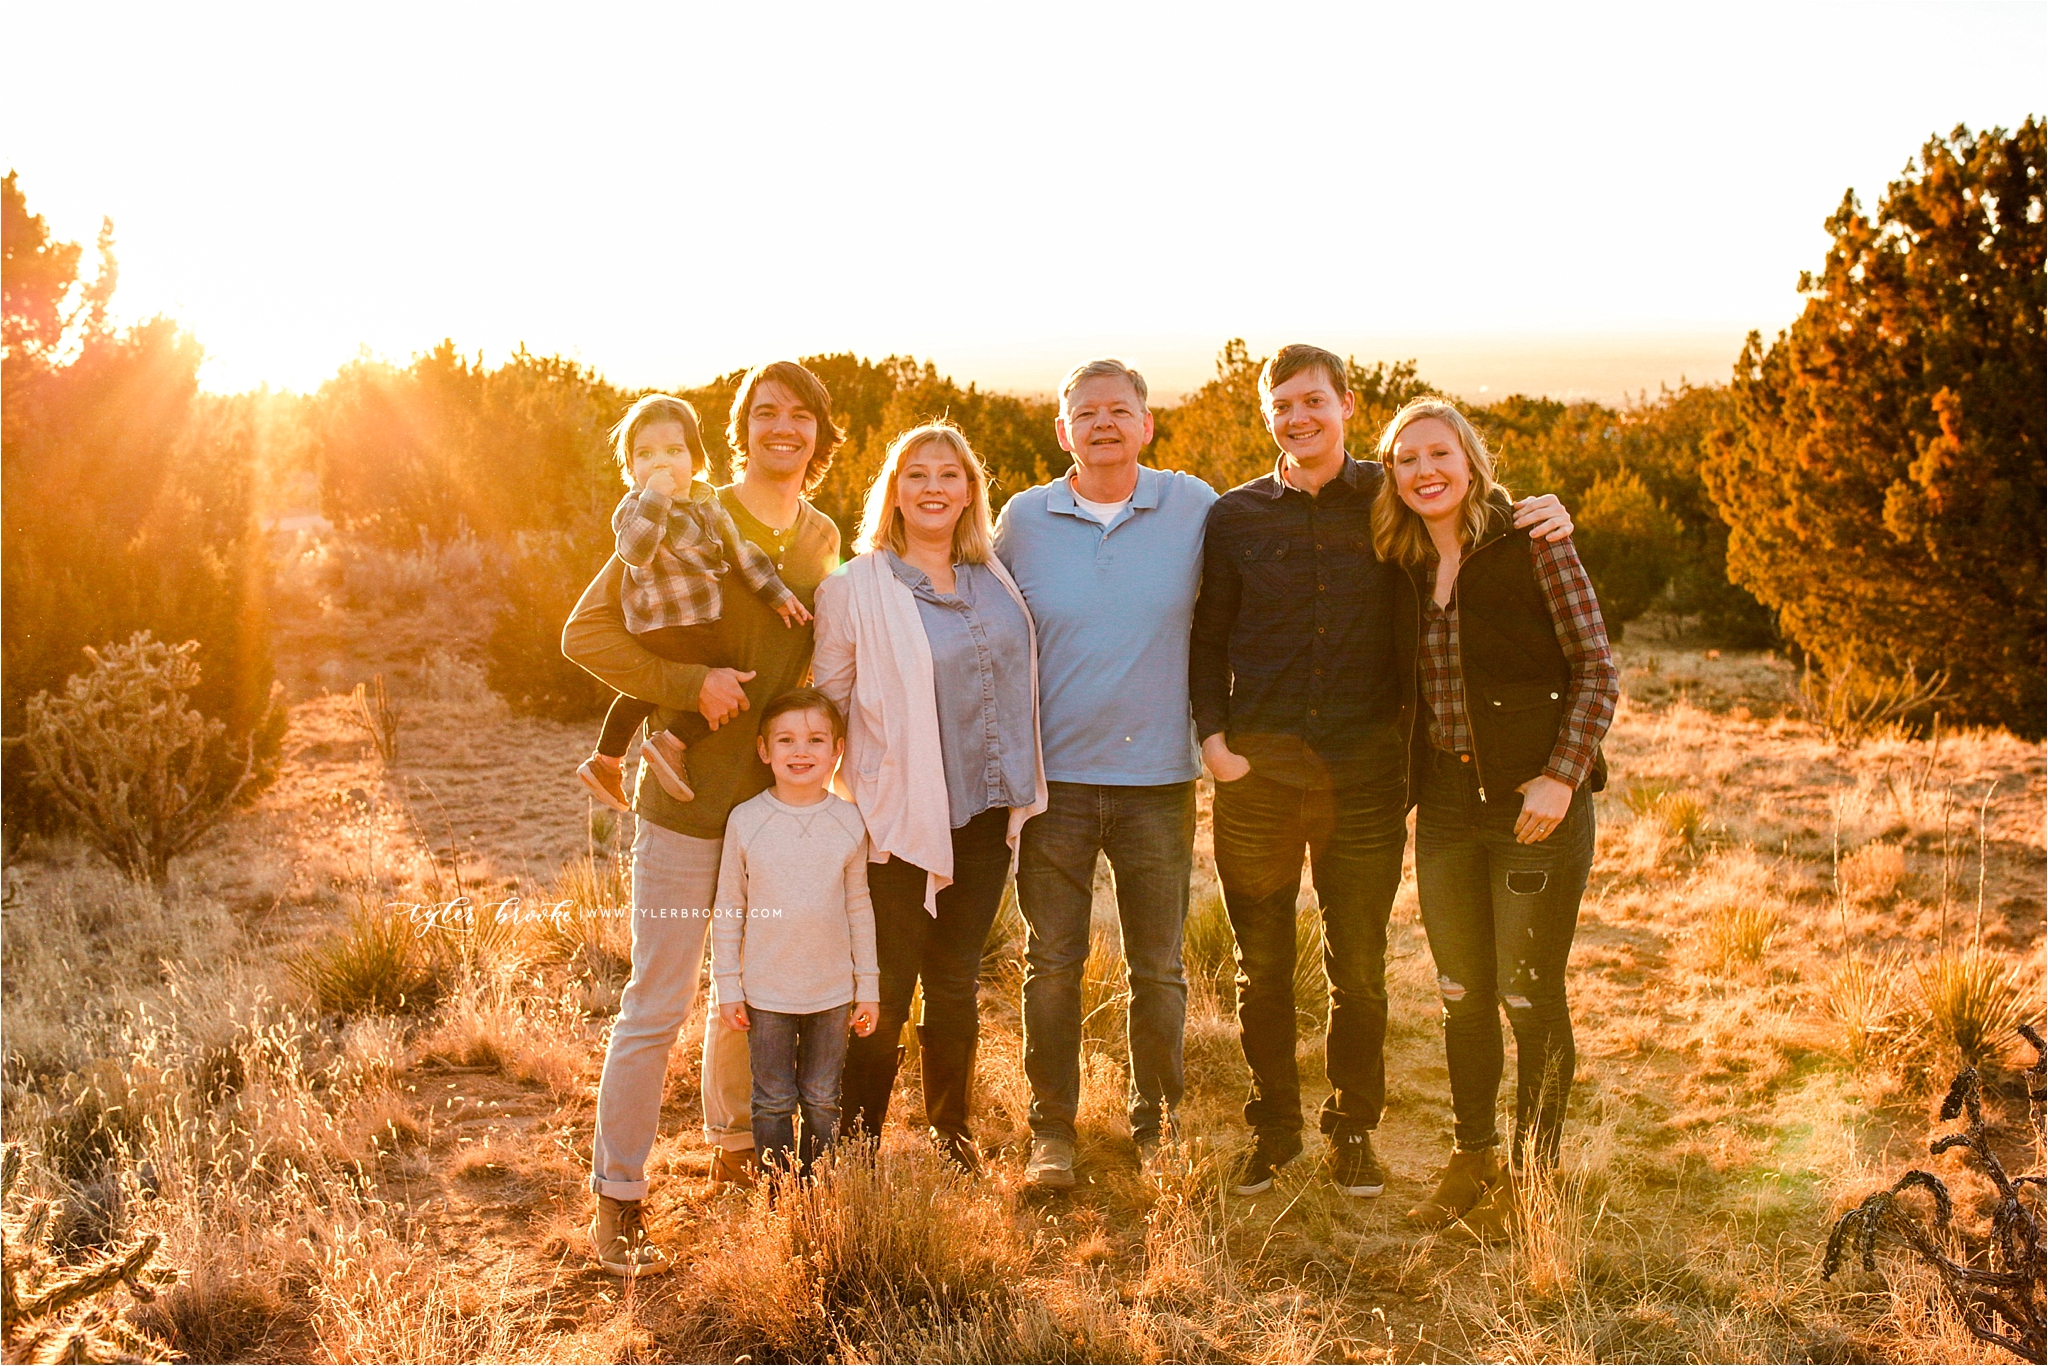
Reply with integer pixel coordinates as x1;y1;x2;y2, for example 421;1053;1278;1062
5;549;2042;1362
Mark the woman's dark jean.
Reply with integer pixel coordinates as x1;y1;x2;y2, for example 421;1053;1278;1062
840;807;1011;1140
1414;750;1594;1166
748;1003;851;1178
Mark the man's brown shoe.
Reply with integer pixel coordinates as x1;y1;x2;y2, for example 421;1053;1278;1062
709;1145;758;1193
1407;1146;1498;1229
590;1195;671;1277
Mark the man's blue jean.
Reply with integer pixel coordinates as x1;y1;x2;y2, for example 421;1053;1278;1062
1018;780;1196;1146
747;1003;850;1177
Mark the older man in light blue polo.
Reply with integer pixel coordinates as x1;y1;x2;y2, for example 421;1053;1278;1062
992;358;1216;1189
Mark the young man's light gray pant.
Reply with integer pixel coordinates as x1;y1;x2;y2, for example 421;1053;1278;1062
589;818;753;1200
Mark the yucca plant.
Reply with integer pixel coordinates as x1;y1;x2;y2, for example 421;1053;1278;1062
1621;780;1707;853
1294;900;1330;1028
1700;898;1779;969
1178;893;1325;1023
291;893;444;1017
1915;951;2028;1066
1657;792;1709;851
1620;779;1678;819
1828;949;1914;1066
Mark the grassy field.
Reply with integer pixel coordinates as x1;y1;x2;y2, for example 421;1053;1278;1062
2;532;2042;1363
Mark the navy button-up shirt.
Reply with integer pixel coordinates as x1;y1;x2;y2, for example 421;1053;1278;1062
1189;453;1401;787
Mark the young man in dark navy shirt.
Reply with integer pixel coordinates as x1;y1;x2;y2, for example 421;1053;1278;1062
1189;344;1574;1197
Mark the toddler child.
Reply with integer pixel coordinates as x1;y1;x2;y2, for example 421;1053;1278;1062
576;393;810;812
712;688;879;1178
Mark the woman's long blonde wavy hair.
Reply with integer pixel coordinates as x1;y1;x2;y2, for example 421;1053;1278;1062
1371;398;1506;567
855;420;996;563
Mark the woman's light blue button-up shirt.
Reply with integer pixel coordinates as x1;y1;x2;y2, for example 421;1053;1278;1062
885;552;1040;828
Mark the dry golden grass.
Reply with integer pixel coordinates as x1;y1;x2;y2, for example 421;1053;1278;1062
1841;839;1909;906
4;546;2043;1364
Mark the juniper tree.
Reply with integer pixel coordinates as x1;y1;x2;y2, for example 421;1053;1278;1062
1704;120;2045;732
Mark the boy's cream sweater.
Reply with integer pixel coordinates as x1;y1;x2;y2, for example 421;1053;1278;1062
711;790;878;1015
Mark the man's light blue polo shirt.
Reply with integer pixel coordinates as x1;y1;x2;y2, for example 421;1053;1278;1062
993;465;1217;786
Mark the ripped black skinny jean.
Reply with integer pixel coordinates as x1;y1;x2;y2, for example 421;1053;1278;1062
1414;748;1594;1165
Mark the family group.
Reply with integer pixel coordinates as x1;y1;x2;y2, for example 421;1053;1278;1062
559;347;1619;1277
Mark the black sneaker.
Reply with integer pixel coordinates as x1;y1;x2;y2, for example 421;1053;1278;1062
1230;1132;1303;1195
1330;1131;1387;1197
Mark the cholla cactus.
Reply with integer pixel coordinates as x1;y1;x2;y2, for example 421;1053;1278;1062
350;672;400;764
20;632;276;885
1;1145;177;1363
1825;1025;2047;1362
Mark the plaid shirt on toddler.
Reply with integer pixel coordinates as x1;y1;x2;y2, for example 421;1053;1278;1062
613;480;800;635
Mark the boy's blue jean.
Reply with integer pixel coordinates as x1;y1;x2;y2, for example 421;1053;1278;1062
747;1004;850;1177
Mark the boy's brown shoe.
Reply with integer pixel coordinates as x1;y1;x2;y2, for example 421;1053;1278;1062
590;1195;671;1278
640;731;695;801
577;756;632;813
709;1145;758;1193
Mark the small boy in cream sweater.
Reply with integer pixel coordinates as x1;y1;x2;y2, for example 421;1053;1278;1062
712;688;879;1178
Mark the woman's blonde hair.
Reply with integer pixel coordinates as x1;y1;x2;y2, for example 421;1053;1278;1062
1371;398;1506;566
855;420;996;563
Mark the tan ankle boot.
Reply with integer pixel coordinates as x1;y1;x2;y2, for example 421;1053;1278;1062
1461;1164;1519;1241
590;1195;672;1277
1406;1146;1498;1228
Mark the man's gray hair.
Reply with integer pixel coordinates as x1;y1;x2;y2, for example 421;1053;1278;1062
1058;358;1149;413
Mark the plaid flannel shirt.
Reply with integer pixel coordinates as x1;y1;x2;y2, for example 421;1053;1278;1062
1419;534;1617;788
613;480;799;635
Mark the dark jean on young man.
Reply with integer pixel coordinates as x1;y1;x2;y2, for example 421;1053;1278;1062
1413;749;1594;1168
842;807;1012;1145
1209;728;1409;1144
1018;780;1197;1147
748;1003;852;1177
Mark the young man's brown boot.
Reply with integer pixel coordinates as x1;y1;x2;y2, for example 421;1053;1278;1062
590;1195;672;1277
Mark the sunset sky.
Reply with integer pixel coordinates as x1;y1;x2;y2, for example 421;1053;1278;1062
5;2;2041;402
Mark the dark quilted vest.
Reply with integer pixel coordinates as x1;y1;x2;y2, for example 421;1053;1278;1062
1398;502;1607;801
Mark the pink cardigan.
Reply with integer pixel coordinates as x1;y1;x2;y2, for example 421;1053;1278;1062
812;549;1049;913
